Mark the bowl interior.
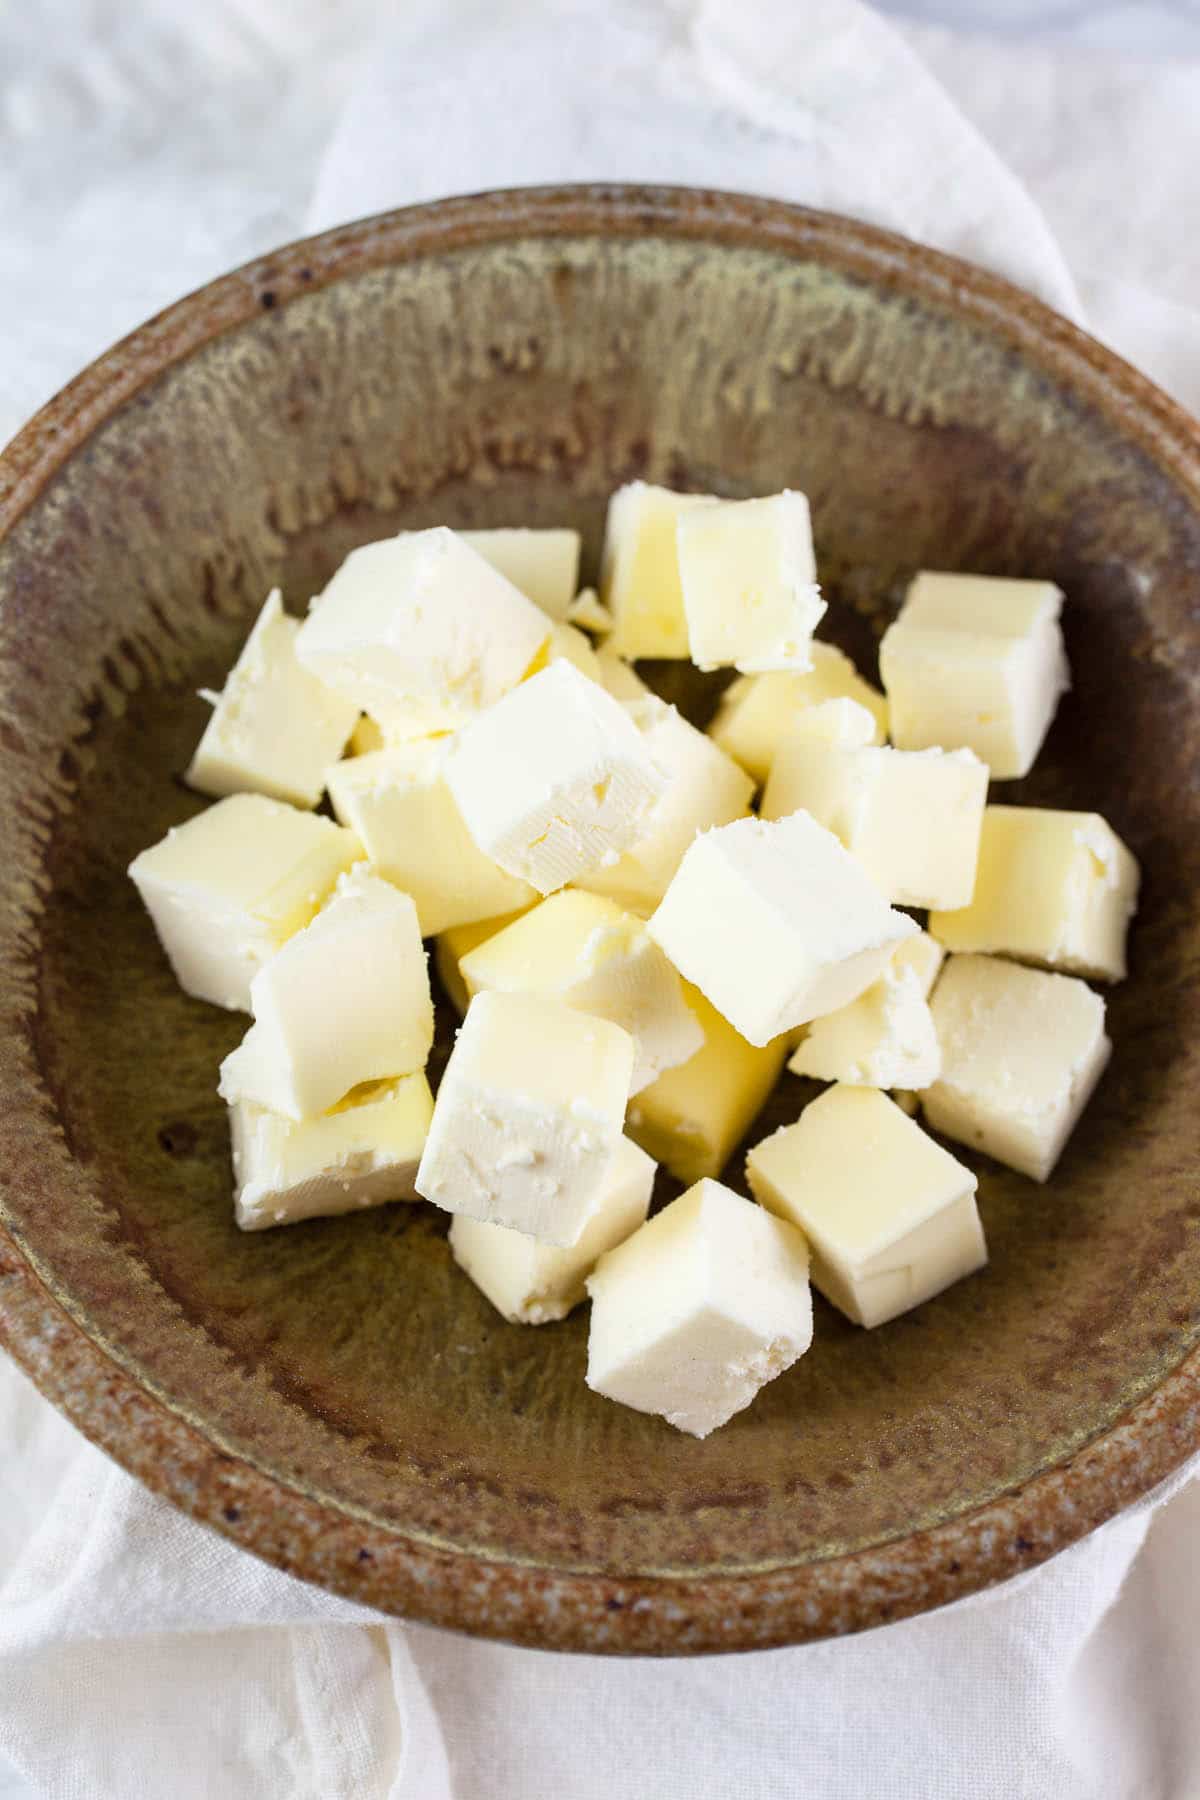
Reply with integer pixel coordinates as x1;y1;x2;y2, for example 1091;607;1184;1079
2;192;1199;1650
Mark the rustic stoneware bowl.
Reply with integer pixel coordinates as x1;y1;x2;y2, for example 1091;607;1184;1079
1;186;1198;1655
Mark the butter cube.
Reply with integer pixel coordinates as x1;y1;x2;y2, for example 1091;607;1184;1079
677;490;826;673
779;696;879;750
595;646;653;702
708;643;888;786
415;990;635;1247
128;795;362;1012
924;954;1111;1182
586;1179;813;1437
788;937;942;1090
545;620;605;684
459;891;701;1095
186;590;359;808
929;806;1139;982
565;588;613;635
449;1137;656;1324
578;698;754;915
434;909;533;1015
219;866;433;1121
600;482;716;659
763;742;987;910
747;1085;985;1328
898;930;947;999
230;1073;433;1230
294;528;548;736
648;812;918;1046
879;571;1069;778
325;743;535;937
446;661;667;894
626;982;789;1185
457;527;581;619
348;715;387;756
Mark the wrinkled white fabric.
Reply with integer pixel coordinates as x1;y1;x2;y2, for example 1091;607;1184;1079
3;3;1200;1797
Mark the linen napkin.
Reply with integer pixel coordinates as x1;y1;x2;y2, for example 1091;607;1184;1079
4;3;1200;1796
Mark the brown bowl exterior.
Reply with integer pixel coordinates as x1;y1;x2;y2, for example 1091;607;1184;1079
1;187;1198;1655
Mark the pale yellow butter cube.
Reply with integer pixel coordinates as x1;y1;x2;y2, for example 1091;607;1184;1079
346;710;452;756
897;929;946;999
565;588;613;635
747;1085;985;1328
295;528;548;735
545;620;605;684
626;983;788;1185
929;805;1139;982
230;1073;433;1230
708;643;889;785
595;646;653;701
459;891;701;1095
186;590;359;808
218;866;433;1122
778;696;879;751
128;795;361;1012
458;527;581;619
586;1178;812;1438
879;570;1069;778
924;954;1110;1182
449;1137;656;1324
446;662;667;895
326;743;535;937
788;962;940;1090
648;812;918;1046
600;481;716;659
677;490;826;673
762;742;987;911
415;990;635;1247
578;698;754;915
348;715;387;756
434;909;533;1015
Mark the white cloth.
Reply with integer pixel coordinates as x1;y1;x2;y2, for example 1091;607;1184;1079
3;3;1200;1796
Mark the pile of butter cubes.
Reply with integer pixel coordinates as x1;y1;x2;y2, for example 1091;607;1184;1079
129;483;1139;1439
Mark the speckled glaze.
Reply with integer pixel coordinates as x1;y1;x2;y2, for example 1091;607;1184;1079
0;187;1198;1655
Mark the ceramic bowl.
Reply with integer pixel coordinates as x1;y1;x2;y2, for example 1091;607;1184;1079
1;186;1197;1654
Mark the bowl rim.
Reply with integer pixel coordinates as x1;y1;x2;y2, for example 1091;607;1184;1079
2;182;1199;1655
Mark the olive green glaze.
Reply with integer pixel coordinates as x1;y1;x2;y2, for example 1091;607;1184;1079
0;188;1198;1654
